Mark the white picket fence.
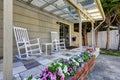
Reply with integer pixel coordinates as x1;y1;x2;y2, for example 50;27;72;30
87;30;119;49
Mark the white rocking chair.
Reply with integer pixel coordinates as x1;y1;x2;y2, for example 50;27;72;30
13;26;42;60
51;32;66;51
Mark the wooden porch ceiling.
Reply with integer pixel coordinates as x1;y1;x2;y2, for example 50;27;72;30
19;0;105;23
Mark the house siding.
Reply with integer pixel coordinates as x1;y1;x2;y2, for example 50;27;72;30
0;0;74;57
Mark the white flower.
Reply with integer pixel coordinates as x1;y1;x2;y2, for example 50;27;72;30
67;72;70;75
53;62;57;65
78;58;83;62
72;59;79;66
58;62;62;66
58;67;65;77
61;72;65;77
63;65;68;73
58;67;62;71
77;54;80;57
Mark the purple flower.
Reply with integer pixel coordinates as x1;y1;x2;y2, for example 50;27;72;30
44;67;48;72
59;59;63;63
43;72;46;77
72;56;77;59
48;71;52;76
80;53;84;57
88;54;91;57
42;67;48;74
73;66;77;71
92;49;95;52
68;61;72;65
64;59;68;63
41;77;47;80
81;63;85;67
60;76;64;80
78;58;83;62
50;73;56;80
69;68;73;73
39;73;43;77
58;71;62;76
42;70;45;74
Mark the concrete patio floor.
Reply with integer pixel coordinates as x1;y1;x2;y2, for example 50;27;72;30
0;48;83;80
88;54;120;80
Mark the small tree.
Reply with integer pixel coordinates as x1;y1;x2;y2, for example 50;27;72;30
101;0;120;50
83;22;88;46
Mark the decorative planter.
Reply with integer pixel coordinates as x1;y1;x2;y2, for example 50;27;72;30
71;56;95;80
72;37;76;41
27;51;95;80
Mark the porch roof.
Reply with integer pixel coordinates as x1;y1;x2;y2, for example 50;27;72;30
3;0;105;79
22;0;105;23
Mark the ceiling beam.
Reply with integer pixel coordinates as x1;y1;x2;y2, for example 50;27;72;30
88;11;99;14
64;0;95;23
57;12;69;16
50;5;68;12
52;4;94;14
61;15;71;18
41;0;58;8
56;9;76;15
77;0;86;3
58;4;98;16
83;3;96;9
94;0;105;19
42;0;78;20
43;0;78;20
51;3;95;13
57;9;77;16
63;16;71;18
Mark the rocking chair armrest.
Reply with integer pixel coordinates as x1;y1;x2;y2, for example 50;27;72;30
29;38;40;43
30;38;39;41
60;39;65;42
17;41;26;44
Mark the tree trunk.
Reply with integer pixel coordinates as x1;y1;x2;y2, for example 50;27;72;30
95;30;98;46
83;24;88;46
106;26;110;50
106;15;111;50
118;25;120;50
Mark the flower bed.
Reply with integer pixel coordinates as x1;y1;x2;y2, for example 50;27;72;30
27;51;95;80
71;56;95;80
86;46;95;53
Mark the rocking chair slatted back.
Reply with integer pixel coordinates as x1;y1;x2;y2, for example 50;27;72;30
14;27;29;43
51;32;66;50
51;32;59;43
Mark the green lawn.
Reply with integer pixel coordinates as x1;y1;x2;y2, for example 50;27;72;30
100;49;120;57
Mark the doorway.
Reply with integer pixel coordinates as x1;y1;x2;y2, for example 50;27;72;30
59;23;70;47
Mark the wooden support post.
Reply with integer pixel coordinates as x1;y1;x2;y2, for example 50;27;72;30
3;0;13;80
91;22;94;46
78;10;82;51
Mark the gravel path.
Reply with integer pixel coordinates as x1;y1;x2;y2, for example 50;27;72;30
87;54;120;80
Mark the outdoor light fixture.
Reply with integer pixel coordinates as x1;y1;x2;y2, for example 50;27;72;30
56;21;60;24
76;0;86;3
